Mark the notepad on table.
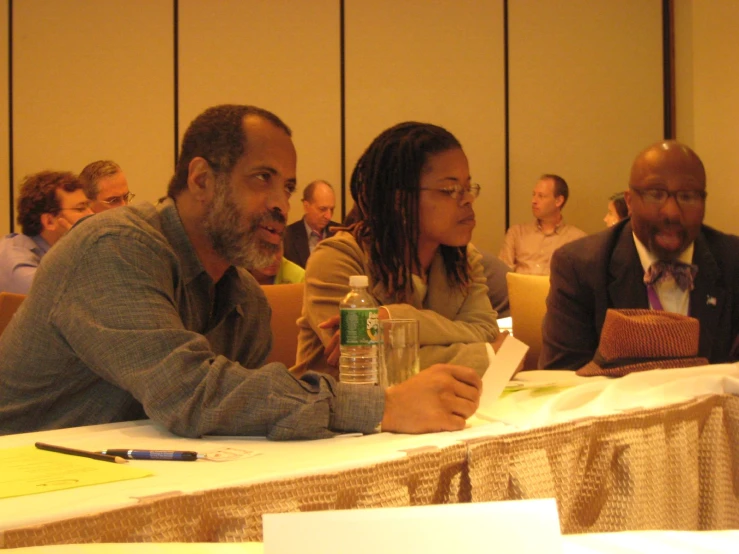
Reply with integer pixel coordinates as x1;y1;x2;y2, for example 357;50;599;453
0;445;153;499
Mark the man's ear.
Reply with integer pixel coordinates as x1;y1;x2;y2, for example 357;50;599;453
40;212;57;233
187;157;215;202
624;189;633;212
555;195;565;210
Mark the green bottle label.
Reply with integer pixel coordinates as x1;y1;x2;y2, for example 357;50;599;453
340;308;380;346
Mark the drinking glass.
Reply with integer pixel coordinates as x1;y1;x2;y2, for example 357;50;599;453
379;319;420;387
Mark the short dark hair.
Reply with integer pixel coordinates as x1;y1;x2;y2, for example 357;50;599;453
79;160;122;199
350;121;469;300
302;180;333;202
167;104;292;198
610;192;629;219
17;171;84;236
541;174;569;208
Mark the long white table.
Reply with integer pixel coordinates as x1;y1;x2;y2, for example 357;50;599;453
5;531;739;554
2;366;738;548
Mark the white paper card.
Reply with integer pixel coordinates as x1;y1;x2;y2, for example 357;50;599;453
476;335;529;418
263;498;561;554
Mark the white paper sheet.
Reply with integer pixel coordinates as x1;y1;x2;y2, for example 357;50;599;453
476;335;529;420
263;498;561;554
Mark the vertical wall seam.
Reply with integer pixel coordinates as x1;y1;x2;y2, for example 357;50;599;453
339;0;346;221
662;0;675;139
173;0;179;167
503;0;510;231
7;0;13;232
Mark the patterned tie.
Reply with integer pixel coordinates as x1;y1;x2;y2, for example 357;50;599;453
643;260;699;292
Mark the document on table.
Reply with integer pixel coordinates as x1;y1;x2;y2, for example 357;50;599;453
0;445;153;499
476;335;529;420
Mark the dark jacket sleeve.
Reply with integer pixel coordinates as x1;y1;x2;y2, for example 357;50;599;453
539;240;600;369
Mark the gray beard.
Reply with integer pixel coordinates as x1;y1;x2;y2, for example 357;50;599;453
203;177;280;270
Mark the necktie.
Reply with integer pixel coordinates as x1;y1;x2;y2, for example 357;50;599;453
643;260;698;292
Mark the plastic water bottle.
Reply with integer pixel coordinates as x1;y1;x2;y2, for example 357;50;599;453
339;275;379;384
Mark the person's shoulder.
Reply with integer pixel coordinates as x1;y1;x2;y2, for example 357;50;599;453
275;258;306;284
699;225;739;270
554;223;618;263
563;222;588;238
0;233;36;252
506;222;533;235
701;224;739;246
285;219;306;234
314;231;361;256
53;203;170;264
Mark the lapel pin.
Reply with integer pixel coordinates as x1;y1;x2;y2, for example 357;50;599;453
706;296;717;306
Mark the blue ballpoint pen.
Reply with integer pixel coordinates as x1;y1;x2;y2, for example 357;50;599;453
100;449;203;461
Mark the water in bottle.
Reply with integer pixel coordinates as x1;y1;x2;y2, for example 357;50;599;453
339;275;379;384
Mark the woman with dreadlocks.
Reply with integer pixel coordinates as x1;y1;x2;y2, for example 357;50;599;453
291;122;502;379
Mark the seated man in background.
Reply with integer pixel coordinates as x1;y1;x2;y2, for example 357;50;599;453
283;179;339;268
79;159;133;212
498;174;586;275
0;104;482;439
249;242;305;285
541;140;739;369
0;171;93;294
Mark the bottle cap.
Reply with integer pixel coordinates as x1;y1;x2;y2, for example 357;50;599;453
349;275;369;288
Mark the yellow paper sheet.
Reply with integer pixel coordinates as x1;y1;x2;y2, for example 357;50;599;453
0;445;153;499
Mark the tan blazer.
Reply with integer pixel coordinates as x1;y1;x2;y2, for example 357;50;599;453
292;232;499;378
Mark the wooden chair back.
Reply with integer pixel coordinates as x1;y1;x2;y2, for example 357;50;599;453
260;283;304;367
506;273;550;370
0;292;27;337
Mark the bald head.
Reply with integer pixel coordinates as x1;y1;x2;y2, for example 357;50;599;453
302;180;335;233
626;140;707;260
629;140;705;189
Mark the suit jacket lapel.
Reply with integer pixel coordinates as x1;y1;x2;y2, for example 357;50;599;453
297;224;311;267
690;232;725;359
608;222;649;311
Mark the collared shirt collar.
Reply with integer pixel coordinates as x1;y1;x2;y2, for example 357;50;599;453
536;216;565;236
303;217;327;239
155;198;248;305
157;198;206;285
30;235;52;256
633;232;694;273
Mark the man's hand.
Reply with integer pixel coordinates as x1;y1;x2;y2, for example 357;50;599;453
318;315;341;367
380;364;482;433
319;307;390;367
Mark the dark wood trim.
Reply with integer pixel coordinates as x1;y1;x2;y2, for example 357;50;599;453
339;0;346;221
173;0;179;166
662;0;675;139
7;0;13;232
503;0;510;230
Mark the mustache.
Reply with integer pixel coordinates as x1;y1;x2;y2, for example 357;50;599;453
255;209;286;227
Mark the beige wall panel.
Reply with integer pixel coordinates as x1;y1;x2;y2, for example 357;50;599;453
345;0;506;254
0;0;8;234
681;0;739;235
13;0;174;210
178;0;341;225
508;0;663;236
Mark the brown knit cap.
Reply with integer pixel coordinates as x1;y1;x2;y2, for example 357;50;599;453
576;309;708;377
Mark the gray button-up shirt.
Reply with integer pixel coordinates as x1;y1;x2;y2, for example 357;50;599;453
0;200;383;439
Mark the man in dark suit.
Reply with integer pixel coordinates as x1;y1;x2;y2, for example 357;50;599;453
541;140;739;369
283;180;339;268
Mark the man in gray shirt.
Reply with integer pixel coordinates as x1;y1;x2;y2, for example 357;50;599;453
0;105;481;439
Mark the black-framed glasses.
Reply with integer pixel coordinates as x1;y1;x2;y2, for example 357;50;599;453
630;187;706;208
100;192;136;206
419;183;481;201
